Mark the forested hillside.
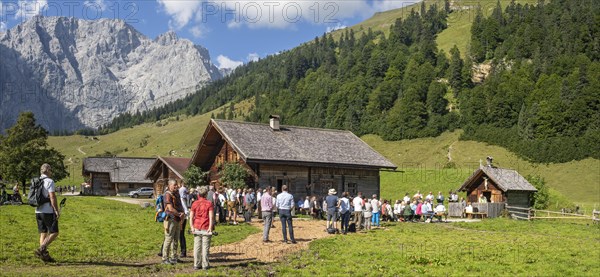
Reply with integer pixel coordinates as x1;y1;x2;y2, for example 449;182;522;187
460;0;600;162
102;0;599;163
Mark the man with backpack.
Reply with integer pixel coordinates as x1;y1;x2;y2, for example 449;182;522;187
162;179;185;265
34;163;60;262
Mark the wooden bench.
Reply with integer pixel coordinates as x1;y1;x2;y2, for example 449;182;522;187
466;212;487;219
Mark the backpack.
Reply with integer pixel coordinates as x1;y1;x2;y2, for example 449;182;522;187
155;194;167;222
28;177;49;207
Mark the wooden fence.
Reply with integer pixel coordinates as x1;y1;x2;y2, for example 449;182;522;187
448;202;506;218
506;205;599;223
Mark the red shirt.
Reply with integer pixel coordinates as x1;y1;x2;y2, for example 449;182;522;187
191;197;214;230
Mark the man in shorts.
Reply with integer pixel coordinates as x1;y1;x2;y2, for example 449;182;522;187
34;163;60;262
225;185;238;225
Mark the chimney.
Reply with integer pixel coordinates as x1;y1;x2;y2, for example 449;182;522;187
486;156;493;167
269;115;280;131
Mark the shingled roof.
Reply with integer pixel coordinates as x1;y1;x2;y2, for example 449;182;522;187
190;119;396;169
145;156;191;179
83;157;155;184
459;166;538;192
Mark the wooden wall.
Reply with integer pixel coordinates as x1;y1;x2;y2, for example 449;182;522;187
257;164;380;200
467;178;505;203
506;191;533;218
90;173;112;196
200;141;382;200
150;162;185;198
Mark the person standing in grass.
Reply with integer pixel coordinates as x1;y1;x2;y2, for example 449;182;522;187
34;163;60;263
325;189;339;230
276;185;296;244
261;186;273;242
339;192;350;234
179;182;189;258
225;185;238;225
370;194;381;227
363;196;372;230
162;179;185;265
352;192;364;231
190;185;214;270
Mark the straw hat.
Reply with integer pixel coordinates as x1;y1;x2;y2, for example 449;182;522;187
328;188;337;195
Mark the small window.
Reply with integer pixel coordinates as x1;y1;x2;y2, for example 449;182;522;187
346;183;358;196
129;184;134;189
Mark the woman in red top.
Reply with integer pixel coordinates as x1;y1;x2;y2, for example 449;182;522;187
189;186;214;270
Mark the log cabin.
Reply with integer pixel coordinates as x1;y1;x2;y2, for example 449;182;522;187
454;162;537;218
82;157;155;195
189;117;397;199
145;156;191;197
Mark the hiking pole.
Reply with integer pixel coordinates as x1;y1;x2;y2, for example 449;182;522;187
59;198;67;214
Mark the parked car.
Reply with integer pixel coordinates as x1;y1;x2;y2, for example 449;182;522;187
128;187;154;198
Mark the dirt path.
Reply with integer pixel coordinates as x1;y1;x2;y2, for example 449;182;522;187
105;197;334;271
211;219;331;263
105;197;153;205
152;219;334;274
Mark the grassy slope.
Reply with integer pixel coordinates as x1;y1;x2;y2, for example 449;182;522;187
48;99;254;186
437;0;538;56
365;131;600;209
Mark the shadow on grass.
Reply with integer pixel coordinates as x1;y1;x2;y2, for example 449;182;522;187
55;260;152;267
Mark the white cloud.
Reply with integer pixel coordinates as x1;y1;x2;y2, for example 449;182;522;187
84;0;107;11
216;54;243;69
189;25;206;38
247;53;260;62
326;23;347;33
156;0;203;30
156;1;420;30
15;0;48;20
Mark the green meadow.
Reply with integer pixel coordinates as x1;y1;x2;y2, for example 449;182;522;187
2;196;598;276
216;219;600;276
0;197;259;276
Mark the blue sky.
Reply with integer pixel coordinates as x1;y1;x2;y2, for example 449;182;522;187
0;0;419;69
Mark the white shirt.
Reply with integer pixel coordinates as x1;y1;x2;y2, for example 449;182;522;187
339;197;350;214
403;196;411;203
434;204;446;213
371;199;380;213
218;194;226;207
35;174;55;214
179;186;189;214
352;197;363;212
303;199;310;209
226;188;237;201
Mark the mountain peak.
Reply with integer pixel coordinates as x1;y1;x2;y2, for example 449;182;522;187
0;17;221;132
155;30;179;45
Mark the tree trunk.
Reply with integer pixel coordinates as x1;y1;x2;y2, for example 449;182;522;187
21;179;26;196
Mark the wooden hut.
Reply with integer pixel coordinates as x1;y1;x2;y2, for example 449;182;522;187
145;156;190;197
82;157;155;196
189;118;397;199
453;165;537;218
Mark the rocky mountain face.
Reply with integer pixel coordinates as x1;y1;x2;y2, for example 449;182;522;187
0;16;221;132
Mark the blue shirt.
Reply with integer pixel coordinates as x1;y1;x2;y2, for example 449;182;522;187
276;191;294;210
325;195;338;212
